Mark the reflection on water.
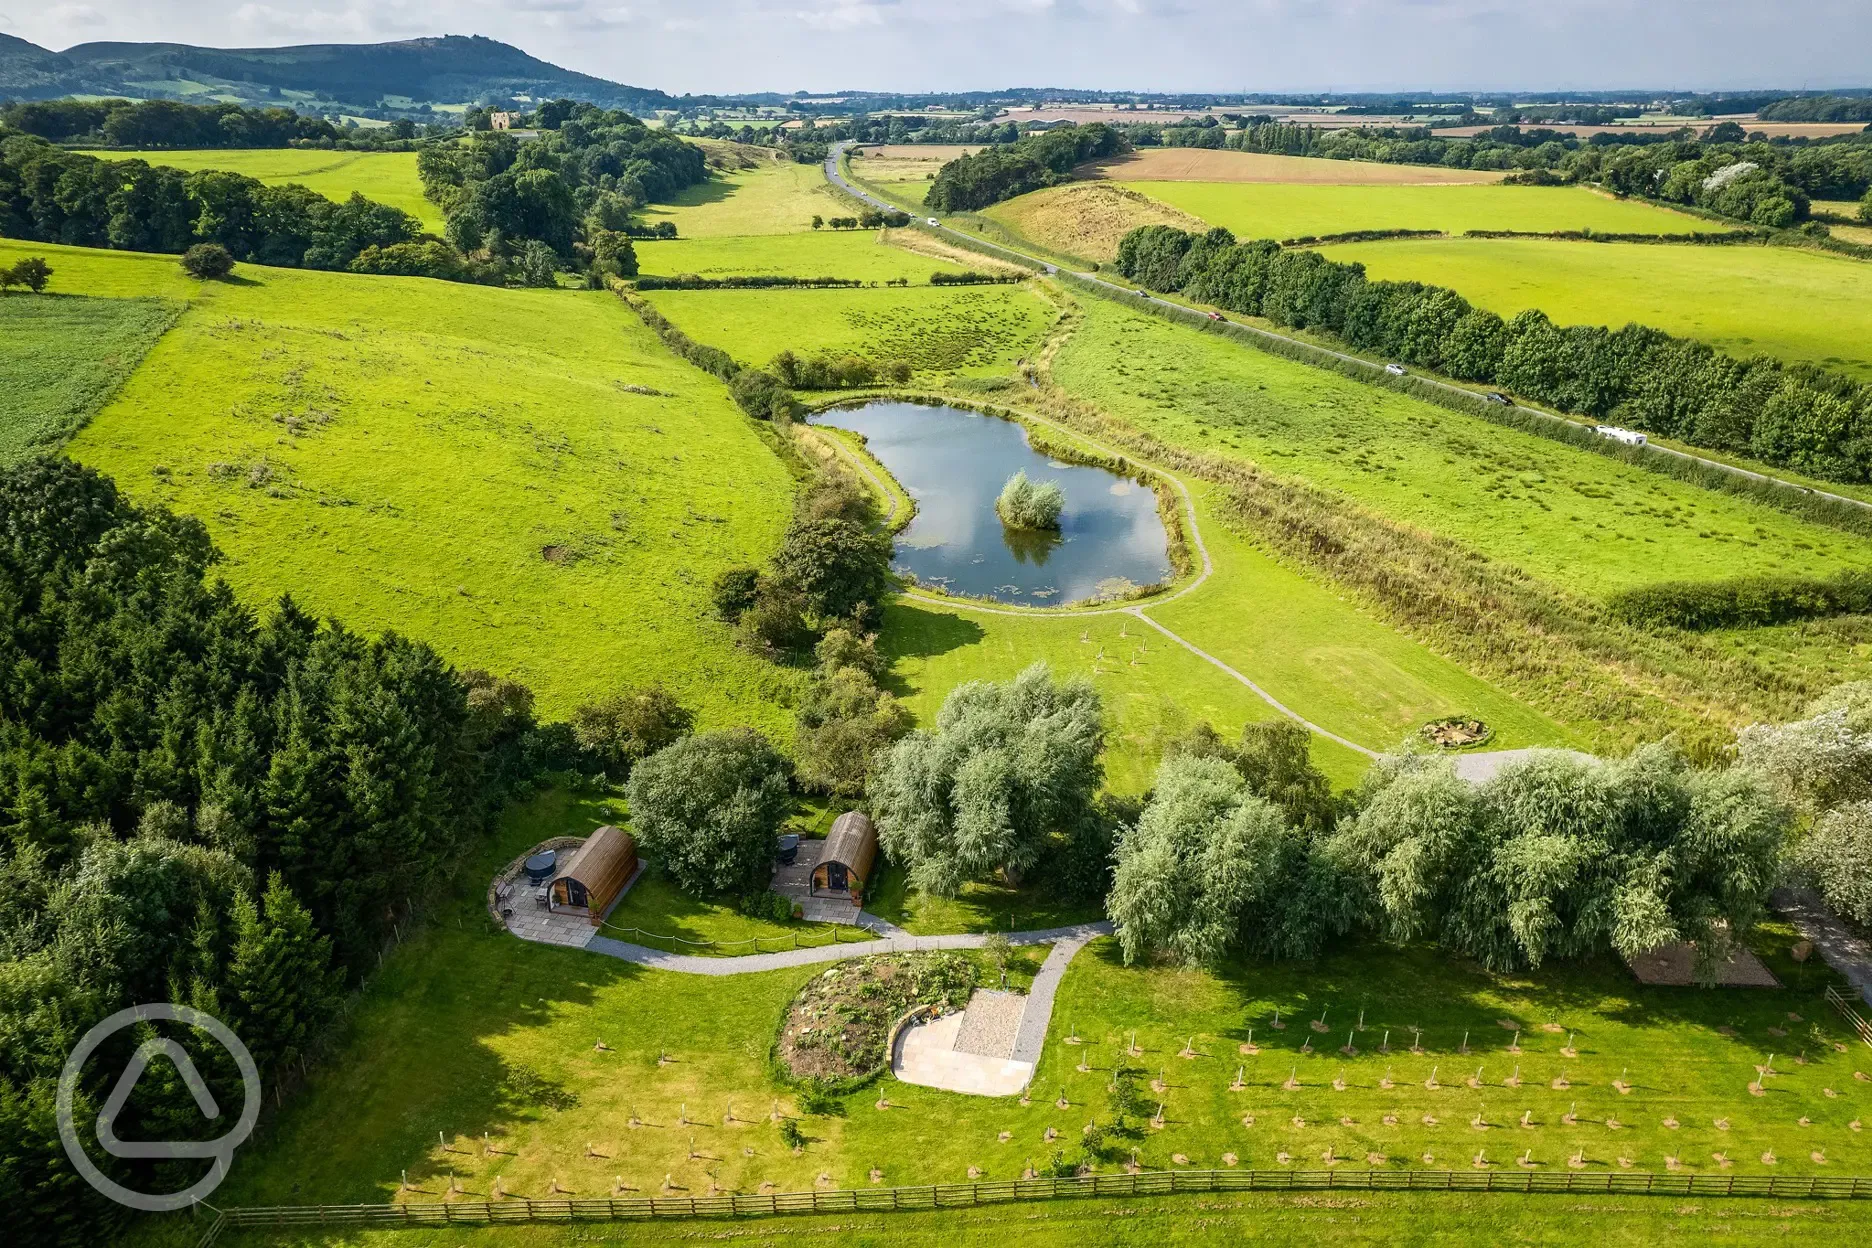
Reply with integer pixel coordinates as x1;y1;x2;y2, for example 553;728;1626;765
812;400;1173;605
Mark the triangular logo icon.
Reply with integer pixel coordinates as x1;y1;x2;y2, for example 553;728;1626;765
95;1037;223;1160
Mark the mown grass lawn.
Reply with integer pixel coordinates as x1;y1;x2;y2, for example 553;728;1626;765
633;229;968;281
1051;292;1872;598
6;239;799;730
76;148;443;232
1324;236;1872;383
641;159;849;237
1123;181;1718;240
0;291;180;462
125;788;1872;1248
642;284;1056;379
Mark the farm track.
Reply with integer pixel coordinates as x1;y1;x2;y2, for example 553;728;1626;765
828;145;1872;521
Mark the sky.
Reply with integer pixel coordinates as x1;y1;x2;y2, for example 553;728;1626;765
5;0;1870;96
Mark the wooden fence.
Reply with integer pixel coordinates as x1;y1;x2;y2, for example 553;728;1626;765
1827;984;1872;1048
196;1166;1872;1243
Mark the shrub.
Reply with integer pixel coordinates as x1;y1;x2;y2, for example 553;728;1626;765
1794;801;1872;925
995;471;1065;530
515;239;560;287
569;685;695;777
729;368;798;421
180;243;234;280
710;566;762;622
625;729;793;898
1607;570;1872;631
348;240;466;281
778;1117;806;1150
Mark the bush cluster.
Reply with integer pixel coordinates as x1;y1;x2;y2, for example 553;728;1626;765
995;470;1065;530
1607;570;1872;631
926;123;1126;211
770;350;911;389
1113;224;1872;482
634;274;863;290
813;209;913;229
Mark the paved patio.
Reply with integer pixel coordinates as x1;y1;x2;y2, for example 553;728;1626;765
770;839;869;926
893;1006;1037;1097
493;856;644;951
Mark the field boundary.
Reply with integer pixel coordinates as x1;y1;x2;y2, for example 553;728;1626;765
195;1166;1872;1243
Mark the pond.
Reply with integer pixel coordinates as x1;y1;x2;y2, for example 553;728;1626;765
811;400;1173;606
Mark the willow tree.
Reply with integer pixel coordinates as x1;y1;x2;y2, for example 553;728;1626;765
1328;745;1787;978
869;663;1103;896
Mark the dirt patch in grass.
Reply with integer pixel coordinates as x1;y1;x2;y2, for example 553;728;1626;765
776;952;976;1083
984;182;1206;263
1083;149;1507;185
880;227;1027;276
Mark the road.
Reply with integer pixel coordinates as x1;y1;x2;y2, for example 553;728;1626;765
826;143;1872;519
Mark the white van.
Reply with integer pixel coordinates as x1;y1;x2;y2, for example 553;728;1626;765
927;217;940;227
1384;363;1407;376
1594;425;1648;447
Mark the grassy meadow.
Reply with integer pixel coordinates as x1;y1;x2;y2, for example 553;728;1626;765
642;283;1056;378
1050;293;1872;598
983;182;1209;264
633;229;969;281
0;291;180;462
1324;236;1872;382
1121;181;1719;240
641;158;850;237
123;788;1872;1248
77;148;443;232
1;239;798;730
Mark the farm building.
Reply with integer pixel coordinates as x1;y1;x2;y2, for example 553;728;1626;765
812;812;879;904
548;825;638;924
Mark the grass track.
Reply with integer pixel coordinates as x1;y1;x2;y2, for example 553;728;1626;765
1324;236;1872;382
4;240;798;730
1051;293;1872;598
1123;181;1718;239
0;291;180;462
76;148;442;232
120;788;1872;1248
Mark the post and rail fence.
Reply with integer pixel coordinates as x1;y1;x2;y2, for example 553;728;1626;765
195;1166;1872;1244
1826;984;1872;1048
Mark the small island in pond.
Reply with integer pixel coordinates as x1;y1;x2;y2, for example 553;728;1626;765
996;470;1065;530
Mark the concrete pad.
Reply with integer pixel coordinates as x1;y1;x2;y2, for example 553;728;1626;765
953;989;1026;1059
893;1012;1035;1097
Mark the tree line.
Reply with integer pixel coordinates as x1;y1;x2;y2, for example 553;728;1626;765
925;123;1127;211
0;458;556;1245
416;100;706;269
0;98;343;148
0;136;435;274
1113;223;1872;483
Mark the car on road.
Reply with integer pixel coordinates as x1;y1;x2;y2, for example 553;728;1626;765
1136;289;1149;297
1206;311;1223;321
1385;363;1407;376
1485;391;1511;405
927;217;939;226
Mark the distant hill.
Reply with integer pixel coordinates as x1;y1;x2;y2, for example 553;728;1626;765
0;33;677;116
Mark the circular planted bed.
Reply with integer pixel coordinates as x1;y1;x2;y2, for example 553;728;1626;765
1421;716;1493;749
776;952;976;1085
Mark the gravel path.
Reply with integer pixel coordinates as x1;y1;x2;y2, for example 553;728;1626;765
579;921;1114;977
1775;886;1872;1006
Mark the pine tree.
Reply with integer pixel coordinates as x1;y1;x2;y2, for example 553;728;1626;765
224;873;342;1081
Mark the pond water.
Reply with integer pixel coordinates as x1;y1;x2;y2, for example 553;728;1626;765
811;400;1173;606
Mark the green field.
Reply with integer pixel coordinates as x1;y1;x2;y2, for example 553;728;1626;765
641;159;850;237
0;291;179;461
1050;293;1872;598
634;230;968;281
1122;182;1718;240
3;239;798;729
124;787;1872;1248
77;148;443;233
642;284;1056;378
1323;236;1872;382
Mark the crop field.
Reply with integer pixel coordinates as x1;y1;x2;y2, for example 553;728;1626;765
1087;148;1507;184
1050;293;1872;598
642;284;1056;377
982;182;1208;263
1325;237;1872;381
76;147;443;232
640;158;850;237
1;240;799;730
1120;181;1718;240
0;291;180;462
633;229;968;281
136;789;1872;1248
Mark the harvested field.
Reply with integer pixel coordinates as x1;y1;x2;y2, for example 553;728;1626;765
983;181;1207;263
1085;148;1506;184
